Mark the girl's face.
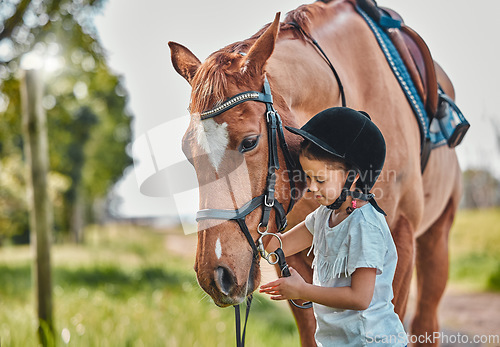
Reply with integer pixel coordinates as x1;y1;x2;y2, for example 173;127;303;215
299;156;348;206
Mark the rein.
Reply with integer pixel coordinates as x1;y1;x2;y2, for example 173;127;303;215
288;21;347;108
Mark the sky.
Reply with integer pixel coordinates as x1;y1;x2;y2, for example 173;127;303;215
94;0;500;220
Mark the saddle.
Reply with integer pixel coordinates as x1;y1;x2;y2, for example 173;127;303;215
356;0;438;118
355;0;469;172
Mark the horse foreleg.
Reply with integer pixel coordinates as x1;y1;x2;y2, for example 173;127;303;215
391;214;416;321
411;198;456;346
275;251;316;347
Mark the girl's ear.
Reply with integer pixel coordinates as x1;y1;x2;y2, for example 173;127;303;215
348;171;360;190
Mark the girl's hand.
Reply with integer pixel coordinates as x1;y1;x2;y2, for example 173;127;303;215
259;267;307;301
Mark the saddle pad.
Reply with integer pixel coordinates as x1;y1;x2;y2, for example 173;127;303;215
356;6;448;149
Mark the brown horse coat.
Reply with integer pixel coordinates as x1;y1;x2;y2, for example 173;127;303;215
170;1;462;345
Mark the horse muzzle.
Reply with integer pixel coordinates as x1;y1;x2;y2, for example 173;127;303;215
194;235;260;307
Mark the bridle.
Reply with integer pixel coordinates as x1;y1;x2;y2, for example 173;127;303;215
196;76;297;264
194;22;347;347
195;76;309;347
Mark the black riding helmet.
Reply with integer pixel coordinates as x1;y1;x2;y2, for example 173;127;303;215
285;107;387;215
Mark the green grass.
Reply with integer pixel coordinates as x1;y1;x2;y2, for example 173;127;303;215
448;207;500;291
2;208;498;346
0;224;299;347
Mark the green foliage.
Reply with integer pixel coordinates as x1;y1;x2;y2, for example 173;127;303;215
449;208;500;291
0;225;300;346
488;266;500;291
0;0;133;238
0;155;29;242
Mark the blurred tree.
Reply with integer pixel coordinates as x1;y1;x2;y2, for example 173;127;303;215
0;0;133;243
0;155;29;245
491;114;500;152
461;169;500;209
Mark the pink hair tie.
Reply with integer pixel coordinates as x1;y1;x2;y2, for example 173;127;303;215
352;199;357;209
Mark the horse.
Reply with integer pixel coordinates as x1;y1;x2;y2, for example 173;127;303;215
169;0;462;345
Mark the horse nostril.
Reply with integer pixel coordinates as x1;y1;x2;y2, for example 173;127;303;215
214;266;236;296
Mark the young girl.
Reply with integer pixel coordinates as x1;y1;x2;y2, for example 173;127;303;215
260;107;408;346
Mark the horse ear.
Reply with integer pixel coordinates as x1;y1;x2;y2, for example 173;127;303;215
168;41;202;85
244;12;281;75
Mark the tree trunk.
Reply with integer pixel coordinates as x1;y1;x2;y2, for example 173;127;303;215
20;69;55;346
71;186;85;243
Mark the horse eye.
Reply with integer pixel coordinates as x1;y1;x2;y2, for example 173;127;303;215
239;135;260;153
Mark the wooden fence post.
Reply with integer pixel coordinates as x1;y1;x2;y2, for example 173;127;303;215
20;69;54;346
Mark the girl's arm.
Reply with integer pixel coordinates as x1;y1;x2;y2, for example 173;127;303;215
264;221;313;257
260;267;377;311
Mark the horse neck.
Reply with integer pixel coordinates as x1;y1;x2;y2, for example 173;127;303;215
267;0;391;124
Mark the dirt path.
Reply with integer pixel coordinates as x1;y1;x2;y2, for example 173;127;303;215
165;232;500;346
437;290;500;346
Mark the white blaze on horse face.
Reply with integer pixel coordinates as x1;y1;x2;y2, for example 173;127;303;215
196;118;229;172
215;238;222;259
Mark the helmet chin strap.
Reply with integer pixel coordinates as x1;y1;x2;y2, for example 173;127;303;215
326;170;357;210
327;171;387;216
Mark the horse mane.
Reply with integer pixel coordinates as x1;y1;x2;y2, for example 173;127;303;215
189;2;336;116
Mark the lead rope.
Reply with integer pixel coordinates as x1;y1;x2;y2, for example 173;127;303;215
235;247;258;347
234;295;253;347
275;248;313;310
234;265;310;347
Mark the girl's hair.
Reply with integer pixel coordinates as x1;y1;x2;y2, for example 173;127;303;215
299;140;366;191
299;140;351;171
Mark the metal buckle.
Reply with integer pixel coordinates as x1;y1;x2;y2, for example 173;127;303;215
264;195;275;208
266;110;275;123
279;219;288;232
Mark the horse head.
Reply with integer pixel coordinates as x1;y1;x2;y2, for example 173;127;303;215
169;13;301;307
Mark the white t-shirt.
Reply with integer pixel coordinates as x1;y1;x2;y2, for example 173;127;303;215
304;204;408;346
